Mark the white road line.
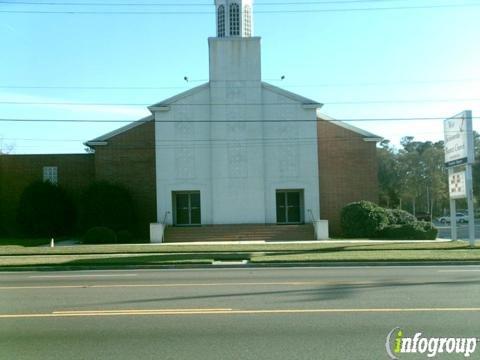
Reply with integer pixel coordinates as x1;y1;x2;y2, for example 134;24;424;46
438;270;480;273
3;307;480;319
28;274;138;279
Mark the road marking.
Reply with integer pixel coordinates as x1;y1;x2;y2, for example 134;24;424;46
53;308;233;314
0;280;374;290
2;307;480;319
438;270;480;272
28;274;138;278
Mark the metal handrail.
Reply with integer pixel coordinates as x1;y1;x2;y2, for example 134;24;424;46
307;209;316;223
161;211;171;226
161;211;171;243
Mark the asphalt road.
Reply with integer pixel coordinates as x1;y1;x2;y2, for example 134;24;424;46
436;222;480;240
2;266;480;360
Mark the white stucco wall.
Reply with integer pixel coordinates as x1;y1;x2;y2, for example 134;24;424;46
154;37;320;225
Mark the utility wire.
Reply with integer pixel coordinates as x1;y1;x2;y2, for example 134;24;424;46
0;117;478;123
1;78;478;90
0;0;452;6
1;3;479;14
1;98;478;106
1;130;465;143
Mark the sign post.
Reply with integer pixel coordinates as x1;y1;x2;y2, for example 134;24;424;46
444;110;475;247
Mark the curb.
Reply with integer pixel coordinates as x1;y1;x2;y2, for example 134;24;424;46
2;260;480;272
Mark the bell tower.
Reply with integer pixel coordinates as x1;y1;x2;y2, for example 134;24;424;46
209;0;260;82
215;0;254;38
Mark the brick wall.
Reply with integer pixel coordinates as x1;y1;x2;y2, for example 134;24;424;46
317;120;379;235
91;120;156;237
0;154;94;235
1;118;377;239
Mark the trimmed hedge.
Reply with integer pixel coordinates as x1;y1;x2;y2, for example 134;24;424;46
385;208;417;226
377;222;438;240
116;230;134;244
341;201;438;240
340;201;389;238
81;181;136;233
16;181;75;237
83;226;117;244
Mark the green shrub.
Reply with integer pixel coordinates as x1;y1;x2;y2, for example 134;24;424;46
386;209;417;225
83;226;117;244
17;181;75;237
81;181;136;232
377;221;438;240
340;201;389;238
116;230;134;244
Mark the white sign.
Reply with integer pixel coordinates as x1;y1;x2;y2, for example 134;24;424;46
444;112;473;167
449;170;467;199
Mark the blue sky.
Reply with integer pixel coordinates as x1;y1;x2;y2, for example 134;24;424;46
1;0;479;154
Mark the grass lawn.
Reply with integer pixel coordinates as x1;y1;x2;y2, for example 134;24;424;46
0;238;50;247
1;240;480;267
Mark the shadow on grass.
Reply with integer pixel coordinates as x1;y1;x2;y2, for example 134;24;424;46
261;242;474;257
56;252;253;267
0;238;50;247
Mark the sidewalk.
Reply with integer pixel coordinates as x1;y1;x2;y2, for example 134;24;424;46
159;239;453;246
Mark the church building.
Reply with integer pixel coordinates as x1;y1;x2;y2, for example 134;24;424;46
0;1;381;241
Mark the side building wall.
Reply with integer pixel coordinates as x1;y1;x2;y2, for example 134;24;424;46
317;120;379;235
0;154;95;235
91;120;156;237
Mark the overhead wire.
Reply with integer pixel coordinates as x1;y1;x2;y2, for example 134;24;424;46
0;98;478;106
1;3;480;14
0;117;478;123
0;0;458;6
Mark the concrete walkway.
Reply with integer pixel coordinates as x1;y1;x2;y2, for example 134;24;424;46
158;239;453;246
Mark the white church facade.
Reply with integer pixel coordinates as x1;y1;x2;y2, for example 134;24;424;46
150;0;322;235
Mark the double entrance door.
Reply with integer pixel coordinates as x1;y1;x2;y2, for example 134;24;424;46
173;191;201;226
173;190;303;225
276;190;303;224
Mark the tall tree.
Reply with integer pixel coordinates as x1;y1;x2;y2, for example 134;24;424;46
377;140;401;208
377;136;449;216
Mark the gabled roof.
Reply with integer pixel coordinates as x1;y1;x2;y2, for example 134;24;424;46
317;111;383;142
148;83;210;111
262;82;323;108
84;114;154;147
85;81;327;147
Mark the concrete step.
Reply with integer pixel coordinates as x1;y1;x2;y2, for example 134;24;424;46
164;224;315;242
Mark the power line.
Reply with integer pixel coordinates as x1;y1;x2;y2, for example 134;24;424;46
1;78;478;90
0;117;478;123
1;3;479;14
0;130;464;143
0;0;450;6
1;98;478;106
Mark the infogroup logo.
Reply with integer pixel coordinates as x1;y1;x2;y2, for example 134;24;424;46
385;327;478;359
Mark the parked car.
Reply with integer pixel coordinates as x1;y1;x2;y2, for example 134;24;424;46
437;213;469;224
415;212;431;221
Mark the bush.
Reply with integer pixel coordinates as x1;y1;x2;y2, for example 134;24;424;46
81;181;136;232
83;226;117;244
17;181;75;237
340;201;389;238
385;209;417;226
377;221;438;240
116;230;134;244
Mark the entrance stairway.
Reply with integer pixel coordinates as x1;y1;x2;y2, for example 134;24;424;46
164;224;315;243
